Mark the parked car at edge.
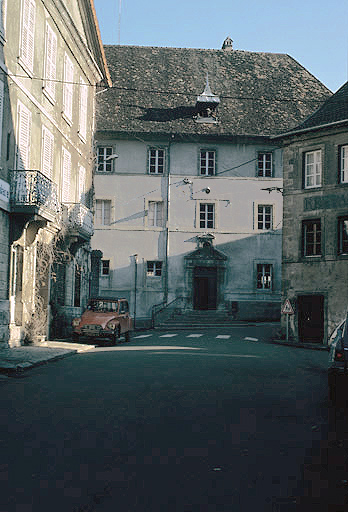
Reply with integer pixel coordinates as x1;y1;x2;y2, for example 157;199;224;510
328;316;348;404
72;298;133;345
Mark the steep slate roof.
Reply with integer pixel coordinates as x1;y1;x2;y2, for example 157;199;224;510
96;45;331;138
292;81;348;132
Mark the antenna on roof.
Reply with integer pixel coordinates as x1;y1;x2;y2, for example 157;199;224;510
118;0;122;45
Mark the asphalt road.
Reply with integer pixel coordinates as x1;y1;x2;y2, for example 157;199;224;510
0;325;340;511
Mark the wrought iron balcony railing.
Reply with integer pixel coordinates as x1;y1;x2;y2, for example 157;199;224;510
65;203;94;238
10;170;61;223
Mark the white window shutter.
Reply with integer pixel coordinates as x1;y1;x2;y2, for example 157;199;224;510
0;81;4;159
45;23;57;99
79;78;88;140
41;126;54;179
78;165;86;204
63;54;73;120
16;101;31;170
62;148;71;203
21;0;36;71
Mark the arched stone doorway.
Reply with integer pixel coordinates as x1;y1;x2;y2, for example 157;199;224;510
184;239;227;311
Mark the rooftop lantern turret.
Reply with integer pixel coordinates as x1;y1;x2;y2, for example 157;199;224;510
195;74;220;123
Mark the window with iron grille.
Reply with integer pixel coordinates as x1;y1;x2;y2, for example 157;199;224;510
97;146;114;172
302;219;321;256
200;203;215;229
257;152;272;177
101;259;110;276
149;148;165;174
200;150;215;176
338;216;348;255
148;201;164;227
304;150;322;188
147;261;162;277
256;264;273;290
95;199;111;226
339;145;348;184
257;205;273;230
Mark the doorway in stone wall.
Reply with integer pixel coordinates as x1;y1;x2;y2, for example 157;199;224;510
193;266;217;310
298;294;324;343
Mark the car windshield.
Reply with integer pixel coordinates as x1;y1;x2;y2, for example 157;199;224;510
88;300;118;312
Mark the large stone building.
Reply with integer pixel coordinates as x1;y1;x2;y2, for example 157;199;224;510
92;40;330;327
277;82;348;344
0;0;110;345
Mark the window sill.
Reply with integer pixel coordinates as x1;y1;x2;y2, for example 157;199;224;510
301;255;323;261
17;57;34;78
303;185;322;191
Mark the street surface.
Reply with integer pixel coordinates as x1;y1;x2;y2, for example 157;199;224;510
0;325;343;511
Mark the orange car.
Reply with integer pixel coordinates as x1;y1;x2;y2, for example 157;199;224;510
72;298;133;344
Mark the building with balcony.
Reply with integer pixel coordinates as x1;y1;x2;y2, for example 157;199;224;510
276;81;348;344
92;41;331;327
1;0;110;345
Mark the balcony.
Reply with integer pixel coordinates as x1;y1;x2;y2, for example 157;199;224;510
65;203;94;239
10;170;61;224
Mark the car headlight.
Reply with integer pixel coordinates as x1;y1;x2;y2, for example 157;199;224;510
107;320;117;330
72;318;81;327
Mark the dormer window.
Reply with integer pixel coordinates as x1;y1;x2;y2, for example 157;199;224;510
195;74;220;124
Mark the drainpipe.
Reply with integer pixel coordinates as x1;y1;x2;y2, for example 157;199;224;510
133;254;138;329
163;137;172;304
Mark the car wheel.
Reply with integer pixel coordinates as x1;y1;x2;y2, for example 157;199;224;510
125;330;131;342
112;327;120;345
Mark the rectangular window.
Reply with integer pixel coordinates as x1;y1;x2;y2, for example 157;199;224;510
95;199;111;226
78;165;86;204
148;201;164;227
256;264;273;290
20;0;36;72
147;261;162;277
304;150;322;188
257;205;273;230
44;23;57;100
63;54;74;122
41;125;54;179
200;150;215;176
302;220;321;256
338;216;348;255
200;203;215;229
340;145;348;183
149;148;165;174
97;146;114;172
101;259;110;276
258;152;272;177
78;78;88;141
16;101;32;170
61;148;71;203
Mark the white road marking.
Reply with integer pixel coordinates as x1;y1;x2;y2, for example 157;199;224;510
134;334;152;339
216;335;231;339
160;334;178;338
244;337;259;341
187;334;204;338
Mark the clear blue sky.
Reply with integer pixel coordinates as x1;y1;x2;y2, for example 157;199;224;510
94;0;348;93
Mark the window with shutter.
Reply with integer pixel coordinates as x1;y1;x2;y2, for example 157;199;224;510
44;23;57;100
148;201;164;227
16;101;31;170
0;81;4;158
78;166;86;204
62;148;71;203
20;0;36;72
78;78;88;141
41;126;54;179
63;54;74;122
0;0;6;38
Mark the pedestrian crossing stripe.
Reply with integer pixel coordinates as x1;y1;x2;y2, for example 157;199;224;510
134;334;152;339
187;334;204;338
160;334;178;338
244;337;258;342
216;335;231;339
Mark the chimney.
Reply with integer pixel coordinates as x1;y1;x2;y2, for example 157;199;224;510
222;36;233;50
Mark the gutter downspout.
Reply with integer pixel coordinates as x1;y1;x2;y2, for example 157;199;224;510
164;137;172;304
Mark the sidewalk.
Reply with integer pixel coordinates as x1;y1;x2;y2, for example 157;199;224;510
270;336;329;351
0;340;95;376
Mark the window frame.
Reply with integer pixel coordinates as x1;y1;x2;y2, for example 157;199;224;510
101;259;110;276
43;22;57;102
61;147;71;203
339;145;348;184
302;219;322;257
304;149;322;189
200;149;216;176
338;216;348;255
199;202;215;229
257;152;272;177
96;146;115;173
257;204;273;230
19;0;36;74
256;263;273;290
95;199;112;226
148;148;165;174
62;53;74;124
78;77;88;142
16;100;32;170
41;125;54;179
146;260;163;277
147;200;164;228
